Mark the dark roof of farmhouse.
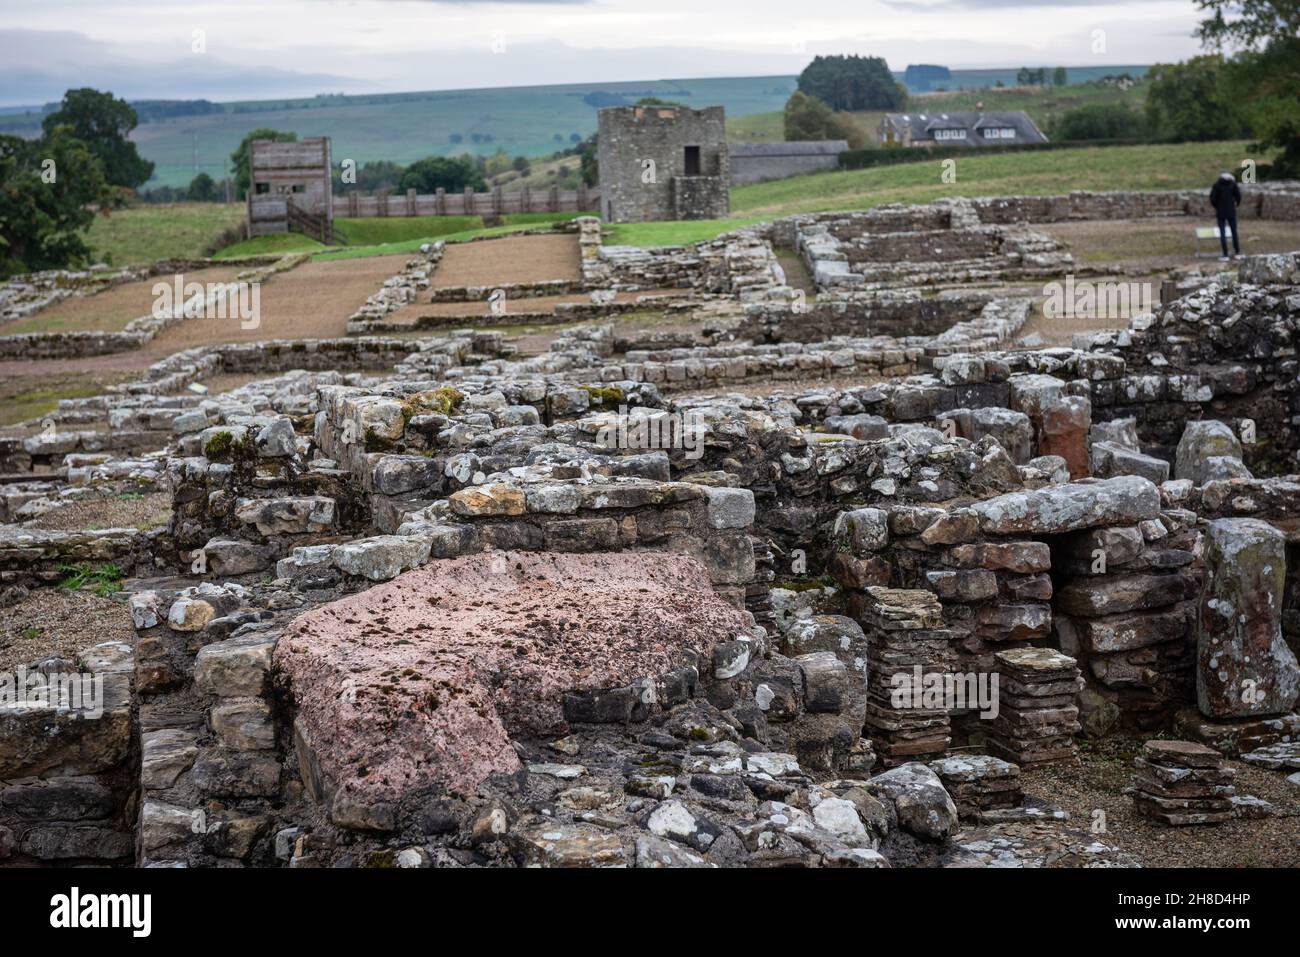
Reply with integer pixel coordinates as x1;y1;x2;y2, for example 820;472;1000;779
881;110;1049;143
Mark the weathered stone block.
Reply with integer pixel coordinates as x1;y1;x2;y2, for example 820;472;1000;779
1198;518;1300;718
194;634;277;698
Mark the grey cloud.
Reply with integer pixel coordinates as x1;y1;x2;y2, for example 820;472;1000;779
0;29;356;105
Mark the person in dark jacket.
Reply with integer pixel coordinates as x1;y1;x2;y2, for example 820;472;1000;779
1209;171;1242;260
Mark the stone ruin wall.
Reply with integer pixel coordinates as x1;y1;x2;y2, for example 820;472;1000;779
4;194;1300;866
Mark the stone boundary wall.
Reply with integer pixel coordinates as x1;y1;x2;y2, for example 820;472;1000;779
0;525;161;584
578;220;792;302
343;244;443;333
131;580;294;866
970;185;1300;225
789;202;1072;292
737;294;995;344
427;278;588;303
108;336;448;398
350;295;689;335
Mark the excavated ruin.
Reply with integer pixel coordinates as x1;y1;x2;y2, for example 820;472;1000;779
2;190;1300;868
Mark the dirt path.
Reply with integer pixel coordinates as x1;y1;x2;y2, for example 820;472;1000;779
141;254;410;353
0;239;576;420
1;266;245;336
0;254;411;393
431;234;580;287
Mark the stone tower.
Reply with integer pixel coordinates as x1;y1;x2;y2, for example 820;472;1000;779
596;105;729;223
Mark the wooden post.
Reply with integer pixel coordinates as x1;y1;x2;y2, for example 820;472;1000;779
577;184;588;211
348;192;359;217
435;187;446;216
406;188;417;217
1160;280;1177;305
465;186;475;216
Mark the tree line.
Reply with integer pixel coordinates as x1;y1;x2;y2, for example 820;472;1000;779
1;88;155;277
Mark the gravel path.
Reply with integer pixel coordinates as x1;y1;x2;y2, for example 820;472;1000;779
1021;737;1300;868
431;234;580;287
0;588;135;673
0;266;244;336
0;254;410;388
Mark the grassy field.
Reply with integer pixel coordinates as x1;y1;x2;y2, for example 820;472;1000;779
211;211;590;261
333;215;481;246
312;216;583;261
84;203;244;265
66;204;587;265
727;111;785;143
0;376;136;428
606;140;1261;244
210;233;324;259
84;140;1263;261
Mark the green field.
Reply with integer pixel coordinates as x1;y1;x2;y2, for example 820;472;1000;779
606;140;1262;244
212;211;589;261
727;111;785;144
83;202;244;265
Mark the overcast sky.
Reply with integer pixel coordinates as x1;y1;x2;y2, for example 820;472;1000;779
0;0;1208;106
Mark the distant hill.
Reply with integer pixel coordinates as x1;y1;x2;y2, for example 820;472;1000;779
0;67;1149;189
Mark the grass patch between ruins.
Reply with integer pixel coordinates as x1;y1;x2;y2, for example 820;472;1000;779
212;233;325;259
57;562;125;598
0;376;134;429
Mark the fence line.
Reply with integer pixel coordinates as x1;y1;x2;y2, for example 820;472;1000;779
335;185;599;219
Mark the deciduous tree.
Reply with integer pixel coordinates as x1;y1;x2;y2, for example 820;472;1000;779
41;88;154;189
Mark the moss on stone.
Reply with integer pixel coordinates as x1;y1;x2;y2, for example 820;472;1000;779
408;386;465;417
776;576;837;592
583;385;625;407
203;430;235;462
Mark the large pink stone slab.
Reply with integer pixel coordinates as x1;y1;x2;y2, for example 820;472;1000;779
274;551;752;805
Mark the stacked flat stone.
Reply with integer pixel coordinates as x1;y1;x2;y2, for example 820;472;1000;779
854;586;955;767
928;754;1022;821
990;647;1082;769
1128;740;1235;825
